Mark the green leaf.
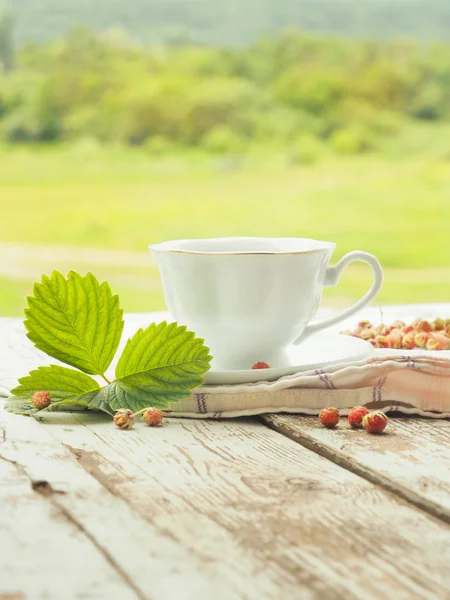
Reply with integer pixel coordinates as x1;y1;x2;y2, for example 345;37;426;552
106;321;212;412
77;386;115;415
115;367;208;410
11;365;101;401
116;321;212;378
4;396;90;416
7;366;107;416
25;271;124;375
80;368;202;413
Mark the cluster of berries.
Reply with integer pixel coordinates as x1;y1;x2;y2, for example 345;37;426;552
31;391;165;430
319;406;388;433
342;318;450;350
113;407;165;430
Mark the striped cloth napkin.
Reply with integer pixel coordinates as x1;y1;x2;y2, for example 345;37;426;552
172;351;450;419
1;306;450;419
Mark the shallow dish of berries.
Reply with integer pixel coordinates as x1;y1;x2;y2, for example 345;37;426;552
342;318;450;351
204;332;372;385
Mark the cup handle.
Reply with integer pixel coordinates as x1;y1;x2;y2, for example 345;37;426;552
297;251;383;341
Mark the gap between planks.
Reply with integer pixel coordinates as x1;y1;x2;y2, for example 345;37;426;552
262;414;450;525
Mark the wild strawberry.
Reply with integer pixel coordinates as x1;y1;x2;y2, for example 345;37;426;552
376;324;393;336
412;319;433;333
362;411;389;433
31;391;51;410
113;408;135;430
348;405;370;428
414;331;429;348
387;330;402;349
433;318;445;331
402;332;416;349
142;407;164;427
319;407;340;428
426;334;449;351
375;335;390;348
360;328;376;340
252;362;270;369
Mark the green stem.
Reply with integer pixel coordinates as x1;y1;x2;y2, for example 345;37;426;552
133;407;171;418
133;408;148;417
37;400;69;413
101;374;112;385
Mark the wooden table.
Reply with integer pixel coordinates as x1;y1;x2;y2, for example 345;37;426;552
2;308;450;600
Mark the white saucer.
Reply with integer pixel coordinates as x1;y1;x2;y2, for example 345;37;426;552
204;333;373;385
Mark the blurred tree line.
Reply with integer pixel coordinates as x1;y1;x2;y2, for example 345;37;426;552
1;26;450;156
8;0;450;46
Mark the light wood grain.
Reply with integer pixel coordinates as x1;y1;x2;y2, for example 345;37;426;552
0;445;139;600
0;406;256;600
24;408;450;600
263;414;450;523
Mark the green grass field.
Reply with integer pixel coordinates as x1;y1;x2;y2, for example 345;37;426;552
1;125;450;317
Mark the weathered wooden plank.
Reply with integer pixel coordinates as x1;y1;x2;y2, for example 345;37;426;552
0;406;262;600
32;409;450;600
262;414;450;523
0;452;138;600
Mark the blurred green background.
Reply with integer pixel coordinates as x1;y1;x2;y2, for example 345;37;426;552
1;1;450;316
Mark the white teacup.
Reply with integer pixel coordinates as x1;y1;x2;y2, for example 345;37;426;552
150;237;383;370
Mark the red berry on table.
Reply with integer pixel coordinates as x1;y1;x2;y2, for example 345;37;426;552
31;391;51;410
362;411;389;433
113;408;135;430
348;406;370;428
319;407;340;428
252;362;270;369
142;407;164;427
